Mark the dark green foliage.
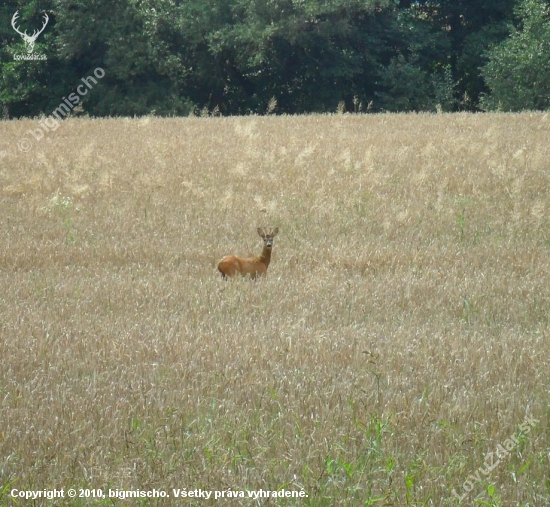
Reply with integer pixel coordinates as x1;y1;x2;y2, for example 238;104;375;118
0;0;548;116
481;0;550;111
375;9;455;112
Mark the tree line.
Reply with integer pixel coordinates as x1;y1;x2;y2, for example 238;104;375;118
1;0;549;118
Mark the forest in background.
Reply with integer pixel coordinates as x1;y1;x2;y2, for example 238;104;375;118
1;0;550;117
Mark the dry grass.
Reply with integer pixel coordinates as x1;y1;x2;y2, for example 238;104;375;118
0;113;549;506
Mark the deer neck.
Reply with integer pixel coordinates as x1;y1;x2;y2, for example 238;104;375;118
259;245;272;266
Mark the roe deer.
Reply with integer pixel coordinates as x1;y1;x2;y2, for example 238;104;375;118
217;227;279;279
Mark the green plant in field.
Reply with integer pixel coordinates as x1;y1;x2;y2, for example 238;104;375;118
405;473;414;504
461;297;480;323
474;483;502;506
49;194;76;244
364;351;383;408
456;208;466;241
404;454;426;505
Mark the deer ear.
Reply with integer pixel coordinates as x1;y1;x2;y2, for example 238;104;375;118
271;227;279;237
257;227;265;238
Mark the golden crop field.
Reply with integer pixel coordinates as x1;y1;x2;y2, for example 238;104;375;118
1;113;549;506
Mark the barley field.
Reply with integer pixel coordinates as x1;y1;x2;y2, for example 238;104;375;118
1;113;549;506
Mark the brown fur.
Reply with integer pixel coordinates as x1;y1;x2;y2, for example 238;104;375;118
217;227;279;279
